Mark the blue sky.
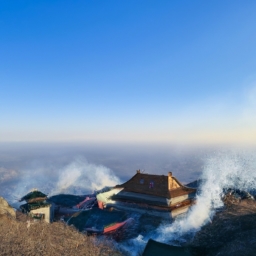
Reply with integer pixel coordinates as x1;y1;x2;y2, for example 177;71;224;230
1;1;256;144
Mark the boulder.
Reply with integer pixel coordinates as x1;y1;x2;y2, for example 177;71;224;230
0;197;16;218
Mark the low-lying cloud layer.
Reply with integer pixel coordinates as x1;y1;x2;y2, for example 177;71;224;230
50;158;121;195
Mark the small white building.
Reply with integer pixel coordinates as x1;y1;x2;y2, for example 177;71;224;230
19;189;54;223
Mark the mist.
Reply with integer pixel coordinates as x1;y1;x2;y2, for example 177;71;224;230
2;142;254;208
0;142;208;205
50;158;121;196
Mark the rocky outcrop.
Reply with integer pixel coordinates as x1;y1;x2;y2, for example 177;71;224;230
0;196;16;218
189;196;256;256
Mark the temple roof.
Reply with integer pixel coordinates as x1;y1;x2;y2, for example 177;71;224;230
19;190;47;203
115;172;196;198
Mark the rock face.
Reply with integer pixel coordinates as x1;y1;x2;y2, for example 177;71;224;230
0;197;16;218
189;196;256;256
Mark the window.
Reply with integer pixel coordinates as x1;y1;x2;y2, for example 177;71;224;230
140;178;144;184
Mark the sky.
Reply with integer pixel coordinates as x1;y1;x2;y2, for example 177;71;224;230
1;0;256;144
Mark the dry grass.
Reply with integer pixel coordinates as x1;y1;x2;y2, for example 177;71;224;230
0;213;123;256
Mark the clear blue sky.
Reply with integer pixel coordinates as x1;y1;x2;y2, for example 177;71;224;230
1;1;256;144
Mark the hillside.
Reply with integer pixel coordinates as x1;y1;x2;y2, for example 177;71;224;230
0;212;122;256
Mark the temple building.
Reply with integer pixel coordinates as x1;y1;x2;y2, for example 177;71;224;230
97;170;196;219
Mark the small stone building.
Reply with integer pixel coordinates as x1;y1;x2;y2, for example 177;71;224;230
19;189;54;223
